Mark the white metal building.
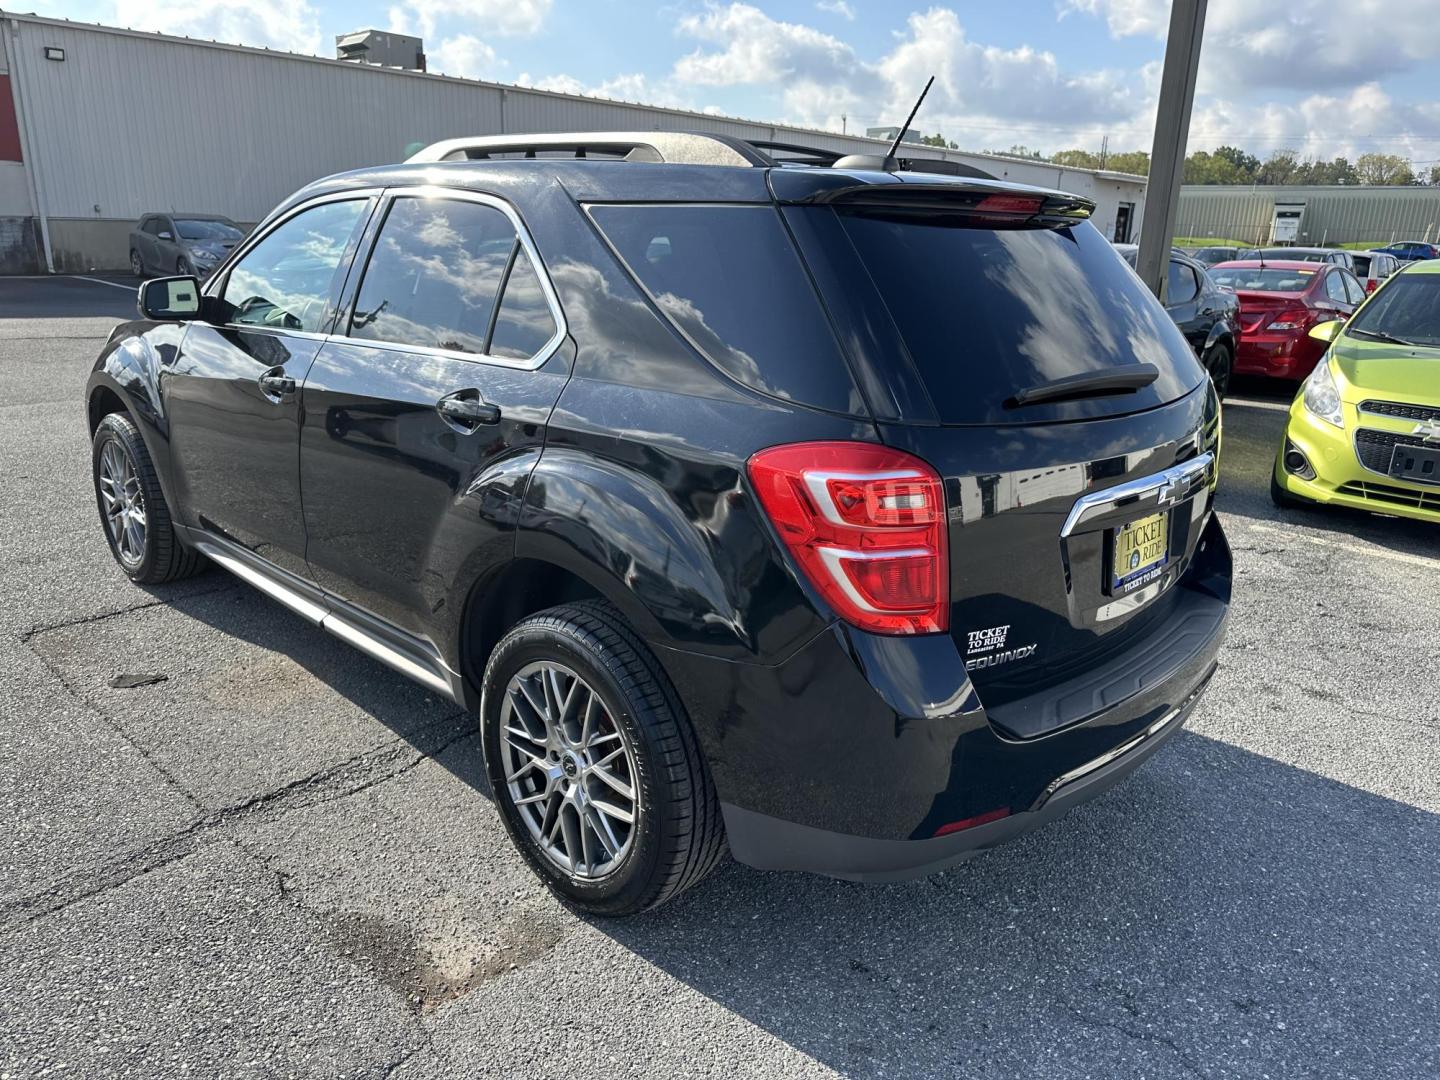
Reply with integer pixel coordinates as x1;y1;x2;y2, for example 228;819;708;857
0;12;1148;274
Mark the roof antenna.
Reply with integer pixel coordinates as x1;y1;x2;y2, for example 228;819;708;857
887;76;934;162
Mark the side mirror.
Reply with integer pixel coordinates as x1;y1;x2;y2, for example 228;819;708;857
157;231;173;241
1308;319;1345;343
137;276;202;321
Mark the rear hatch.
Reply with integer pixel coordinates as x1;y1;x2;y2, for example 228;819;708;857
779;173;1218;732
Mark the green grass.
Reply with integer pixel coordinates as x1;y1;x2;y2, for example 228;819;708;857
1173;236;1389;251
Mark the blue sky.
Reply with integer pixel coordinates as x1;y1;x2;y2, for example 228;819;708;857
33;0;1440;164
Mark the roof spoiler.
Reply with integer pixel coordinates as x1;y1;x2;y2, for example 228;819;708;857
771;173;1095;227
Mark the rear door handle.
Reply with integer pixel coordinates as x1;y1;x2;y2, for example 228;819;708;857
259;367;296;399
436;390;501;429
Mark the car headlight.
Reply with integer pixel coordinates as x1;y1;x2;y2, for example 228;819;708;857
191;249;219;264
1301;355;1344;429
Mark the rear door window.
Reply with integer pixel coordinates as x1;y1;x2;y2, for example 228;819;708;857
1325;271;1349;304
824;210;1202;424
349;197;515;356
588;203;860;414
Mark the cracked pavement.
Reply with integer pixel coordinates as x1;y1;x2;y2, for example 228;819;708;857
1;277;1436;1078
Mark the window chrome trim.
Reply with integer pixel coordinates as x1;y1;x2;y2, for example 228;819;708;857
1059;452;1215;538
334;185;569;373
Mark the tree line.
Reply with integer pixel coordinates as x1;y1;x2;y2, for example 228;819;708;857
942;139;1438;186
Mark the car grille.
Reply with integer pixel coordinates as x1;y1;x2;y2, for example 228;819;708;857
1359;400;1440;423
1354;428;1435;474
1337;480;1440;513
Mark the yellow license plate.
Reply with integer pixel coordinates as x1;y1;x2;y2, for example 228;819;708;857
1112;511;1169;592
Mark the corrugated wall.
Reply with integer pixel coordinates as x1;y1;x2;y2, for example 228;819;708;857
4;14;1146;269
1177;185;1440;246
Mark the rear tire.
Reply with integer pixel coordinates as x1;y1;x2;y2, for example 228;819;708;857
1202;340;1233;399
92;412;206;584
480;599;725;916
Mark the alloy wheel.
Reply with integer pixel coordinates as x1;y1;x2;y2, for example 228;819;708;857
98;439;146;566
499;661;638;880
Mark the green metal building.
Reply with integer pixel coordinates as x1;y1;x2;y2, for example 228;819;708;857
1176;185;1440;248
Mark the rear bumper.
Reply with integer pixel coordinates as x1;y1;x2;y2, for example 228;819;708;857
723;668;1211;880
655;515;1231;878
1235;333;1320;380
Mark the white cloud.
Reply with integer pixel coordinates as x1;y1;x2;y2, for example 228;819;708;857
1189;83;1440;163
113;0;323;54
429;34;497;79
1063;0;1440;91
670;4;1135;137
815;0;856;19
386;0;551;41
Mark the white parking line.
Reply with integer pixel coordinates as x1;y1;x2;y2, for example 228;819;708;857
71;275;136;292
1225;397;1291;413
1235;519;1440;570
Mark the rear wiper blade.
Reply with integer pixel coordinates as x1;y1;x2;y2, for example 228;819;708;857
1006;363;1160;409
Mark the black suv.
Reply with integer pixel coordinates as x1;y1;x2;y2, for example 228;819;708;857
87;132;1230;915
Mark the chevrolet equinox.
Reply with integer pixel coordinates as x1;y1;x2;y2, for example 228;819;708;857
87;132;1231;915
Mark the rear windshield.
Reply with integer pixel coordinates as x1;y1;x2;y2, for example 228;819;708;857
589;203;861;415
1209;266;1315;293
831;211;1201;424
1243;248;1326;263
1346;275;1440;348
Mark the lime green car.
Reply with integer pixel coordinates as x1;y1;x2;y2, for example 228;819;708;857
1272;260;1440;523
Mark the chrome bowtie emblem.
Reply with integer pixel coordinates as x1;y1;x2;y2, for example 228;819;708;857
1415;420;1440;445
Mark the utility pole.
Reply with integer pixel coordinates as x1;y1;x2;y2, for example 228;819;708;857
842;113;847;135
1100;135;1109;170
1136;0;1207;299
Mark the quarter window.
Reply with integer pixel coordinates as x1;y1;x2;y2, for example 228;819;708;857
349;197;517;356
222;199;366;333
488;246;558;360
1166;260;1199;304
1324;271;1349;304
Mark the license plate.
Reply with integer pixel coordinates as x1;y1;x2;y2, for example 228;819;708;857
1390;443;1440;486
1112;511;1169;593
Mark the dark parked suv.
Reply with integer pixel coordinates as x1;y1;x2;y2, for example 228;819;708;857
87;132;1231;915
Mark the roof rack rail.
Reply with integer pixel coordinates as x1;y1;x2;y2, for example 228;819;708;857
405;131;771;168
745;139;843;165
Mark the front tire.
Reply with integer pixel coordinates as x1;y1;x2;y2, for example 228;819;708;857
1270;469;1310;511
176;256;192;276
92;412;205;584
1202;340;1233;399
129;249;144;277
480;600;725;916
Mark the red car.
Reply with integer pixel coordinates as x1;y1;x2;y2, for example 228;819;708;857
1207;259;1366;380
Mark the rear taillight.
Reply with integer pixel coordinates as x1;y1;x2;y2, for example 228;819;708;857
747;442;949;635
1266;307;1312;331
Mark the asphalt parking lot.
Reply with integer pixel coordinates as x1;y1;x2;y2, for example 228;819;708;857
1;275;1436;1079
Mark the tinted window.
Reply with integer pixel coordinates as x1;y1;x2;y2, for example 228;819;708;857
1209;266;1316;293
1351;254;1371;276
1346;275;1440;347
176;219;243;241
1167;260;1199;304
222;199;366;333
1342;272;1366;305
351;197;515;355
590;204;858;413
830;212;1200;424
1325;272;1349;303
142;218;166;236
489;248;558;360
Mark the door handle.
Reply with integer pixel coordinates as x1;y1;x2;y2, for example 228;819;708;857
259;367;296;399
436;390;501;429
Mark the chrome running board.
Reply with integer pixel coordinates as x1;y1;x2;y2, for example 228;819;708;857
189;535;462;704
